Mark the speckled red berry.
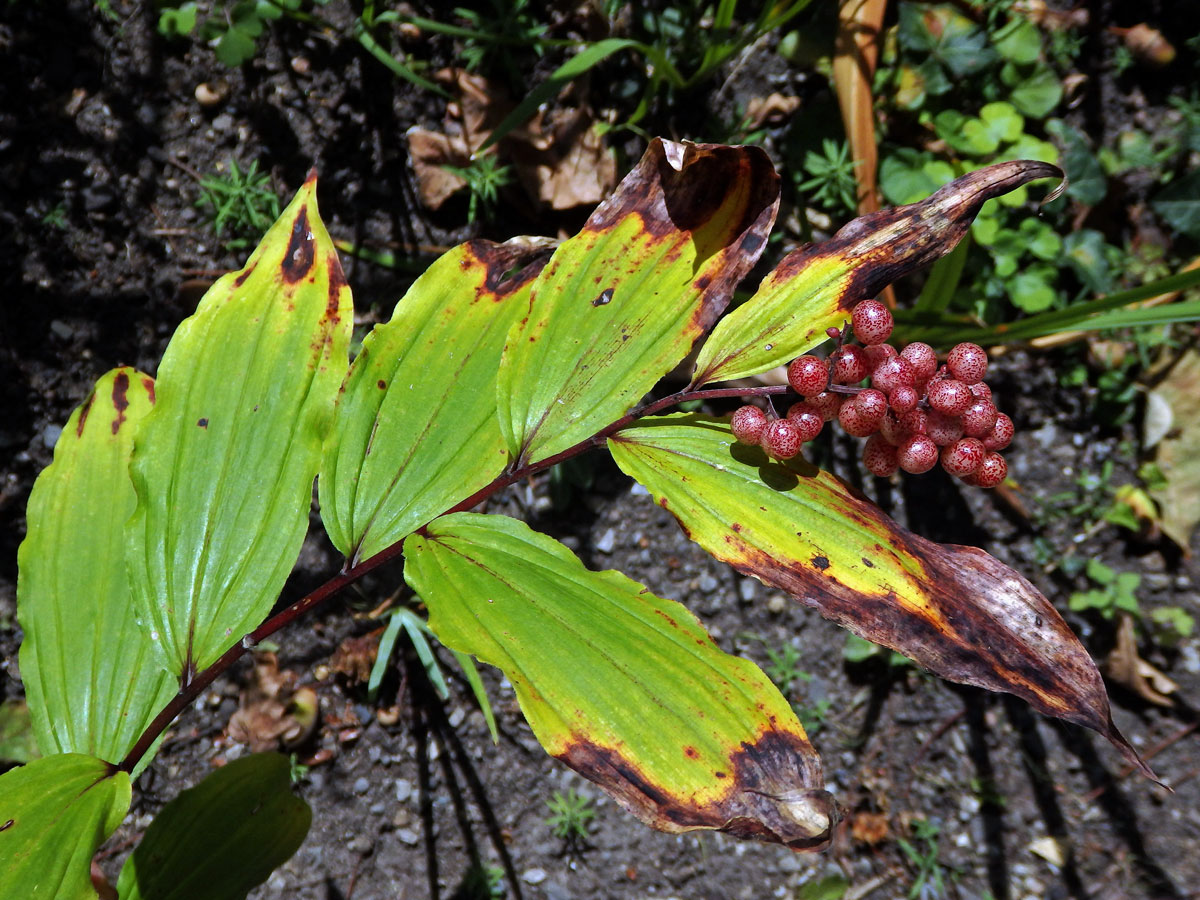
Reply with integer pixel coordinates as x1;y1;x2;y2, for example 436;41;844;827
863;434;899;476
786;402;825;443
839;391;886;437
787;355;829;396
872;355;915;393
972;452;1008;488
981;413;1014;451
888;385;919;414
961;399;999;438
900;342;938;381
941;437;986;477
731;405;768;444
927;378;973;416
898;434;939;474
851;299;894;345
762;418;804;459
831;345;870;384
864;343;898;371
926;410;964;447
947;342;988;384
808;390;843;422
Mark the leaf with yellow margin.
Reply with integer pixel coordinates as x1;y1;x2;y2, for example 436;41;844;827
609;414;1154;779
126;172;353;679
404;513;835;850
692;160;1063;385
498;138;779;465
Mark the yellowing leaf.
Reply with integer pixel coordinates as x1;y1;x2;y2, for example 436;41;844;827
320;238;550;563
609;415;1152;777
498;138;779;465
693;160;1063;384
405;513;835;850
0;754;131;900
126;173;353;679
18;369;174;770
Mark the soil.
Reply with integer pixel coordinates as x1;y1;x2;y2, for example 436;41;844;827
2;3;1199;900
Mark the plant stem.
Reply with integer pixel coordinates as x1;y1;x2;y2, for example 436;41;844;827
117;382;787;774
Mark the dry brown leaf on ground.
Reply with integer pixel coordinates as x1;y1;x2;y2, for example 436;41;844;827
1105;614;1178;708
507;107;616;210
226;652;320;751
744;93;802;129
1147;348;1200;555
327;628;383;686
406;68;615;213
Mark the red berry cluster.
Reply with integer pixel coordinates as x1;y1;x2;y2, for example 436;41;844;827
730;299;1013;488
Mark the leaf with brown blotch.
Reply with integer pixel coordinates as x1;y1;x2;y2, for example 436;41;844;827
692;160;1064;385
609;415;1157;780
405;513;836;850
498;138;779;466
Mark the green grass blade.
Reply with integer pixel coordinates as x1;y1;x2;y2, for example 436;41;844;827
450;649;499;744
481;39;644;149
367;610;406;703
400;608;450;701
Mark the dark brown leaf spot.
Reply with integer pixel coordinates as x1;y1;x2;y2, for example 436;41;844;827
811;555;830;570
111;370;130;435
197;418;209;429
75;391;95;437
592;288;614;307
557;728;833;851
281;205;315;284
377;380;387;390
0;819;13;831
325;252;347;325
233;261;257;288
684;745;700;759
142;376;156;405
469;237;554;295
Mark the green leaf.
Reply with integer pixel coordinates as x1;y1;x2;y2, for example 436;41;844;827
0;753;131;900
126;173;353;678
607;415;1152;776
405;513;835;850
1008;269;1057;312
0;700;37;765
18;369;174;769
117;752;310;900
320;239;546;563
1153;169;1200;239
216;25;257;67
992;16;1042;65
1009;64;1062;118
692;160;1063;384
1046;119;1107;206
498;139;779;464
1063;229;1112;293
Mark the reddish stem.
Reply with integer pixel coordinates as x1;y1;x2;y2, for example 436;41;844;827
117;382;787;774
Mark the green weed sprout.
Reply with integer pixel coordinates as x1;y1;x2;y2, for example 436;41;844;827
545;788;596;842
196;159;281;249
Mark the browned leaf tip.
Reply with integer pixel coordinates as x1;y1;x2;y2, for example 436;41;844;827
583;138;780;334
776;159;1063;312
707;466;1157;782
557;729;836;851
467;235;558;296
280;204;316;284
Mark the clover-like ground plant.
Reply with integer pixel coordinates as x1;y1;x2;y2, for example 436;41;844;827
5;140;1156;898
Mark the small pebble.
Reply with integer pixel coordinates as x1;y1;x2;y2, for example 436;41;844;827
521;868;547;885
50;320;74;340
353;776;370;795
594;527;616;554
630;481;650;496
394;777;413;802
738;578;758;602
767;594;788;614
347;835;373;854
397;827;420;845
42;425;62;449
698;573;719;592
